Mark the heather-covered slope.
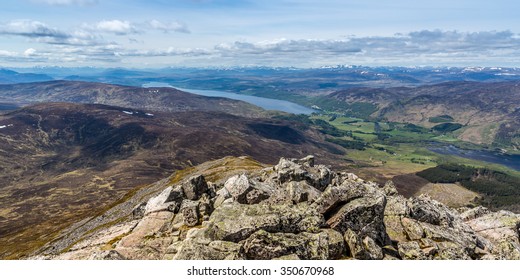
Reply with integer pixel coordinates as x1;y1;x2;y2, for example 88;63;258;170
0;103;344;259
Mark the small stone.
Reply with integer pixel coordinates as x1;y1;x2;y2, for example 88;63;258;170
180;200;200;227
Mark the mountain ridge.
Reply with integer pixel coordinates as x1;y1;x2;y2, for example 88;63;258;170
30;155;520;260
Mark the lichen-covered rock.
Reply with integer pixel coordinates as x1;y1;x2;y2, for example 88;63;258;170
241;230;328;260
132;202;147;219
344;229;383;260
267;181;321;204
312;179;382;215
274;158;308;183
410;195;457;227
181;175;209;201
326;195;389;246
398;241;427;260
321;229;345;259
144;186;181;214
273;157;334;191
207;202;324;242
241;229;343;260
180;200;200;227
460;206;491;221
224;174;254;203
89;250;126;260
466;210;520;259
173;240;245;260
382;180;399;196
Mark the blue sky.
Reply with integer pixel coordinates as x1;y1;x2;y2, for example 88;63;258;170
0;0;519;67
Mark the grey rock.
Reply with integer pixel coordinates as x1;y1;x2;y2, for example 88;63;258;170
180;200;200;227
132;202;147;219
410;195;457;227
312;179;382;215
295;155;315;167
382;180;399;196
241;229;340;260
89;250;126;260
173;240;245;260
344;229;383;260
224;175;273;204
326;195;389;246
207;202;323;242
398;241;427;260
274;158;308;184
459;206;491;221
181;175;209;201
144;186;179;214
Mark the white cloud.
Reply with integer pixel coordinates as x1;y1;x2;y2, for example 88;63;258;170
24;48;37;56
147;20;190;34
90;20;139;35
0;20;69;39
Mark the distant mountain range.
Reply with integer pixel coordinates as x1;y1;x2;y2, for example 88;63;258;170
5;66;520;88
0;69;53;84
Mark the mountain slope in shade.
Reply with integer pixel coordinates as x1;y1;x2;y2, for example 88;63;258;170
0;80;267;118
0;102;345;259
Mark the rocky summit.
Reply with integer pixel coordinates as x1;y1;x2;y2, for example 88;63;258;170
32;156;520;260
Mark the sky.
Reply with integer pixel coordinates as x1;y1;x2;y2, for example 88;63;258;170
0;0;519;68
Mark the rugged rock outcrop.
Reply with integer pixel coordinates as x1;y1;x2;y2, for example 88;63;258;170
32;156;520;260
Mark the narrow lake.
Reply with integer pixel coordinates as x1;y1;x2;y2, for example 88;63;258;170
428;144;520;171
142;82;316;115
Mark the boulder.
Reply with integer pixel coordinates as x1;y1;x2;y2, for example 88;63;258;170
410;195;457;227
326;195;389;246
274;158;308;184
398;241;427;260
181;175;209;201
273;157;334;191
132;202;147;219
144;186;182;215
312;180;382;215
466;210;520;259
88;250;126;260
173;240;245;260
241;229;342;260
344;229;383;260
207;202;324;242
459;206;491;221
180;200;200;227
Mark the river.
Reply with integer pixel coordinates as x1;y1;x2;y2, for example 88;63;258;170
142;82;316;115
428;144;520;171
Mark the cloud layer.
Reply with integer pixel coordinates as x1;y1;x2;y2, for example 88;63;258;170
1;17;519;67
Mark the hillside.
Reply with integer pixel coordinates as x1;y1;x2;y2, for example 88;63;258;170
0;103;345;259
31;155;520;260
0;81;267;118
327;81;520;149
